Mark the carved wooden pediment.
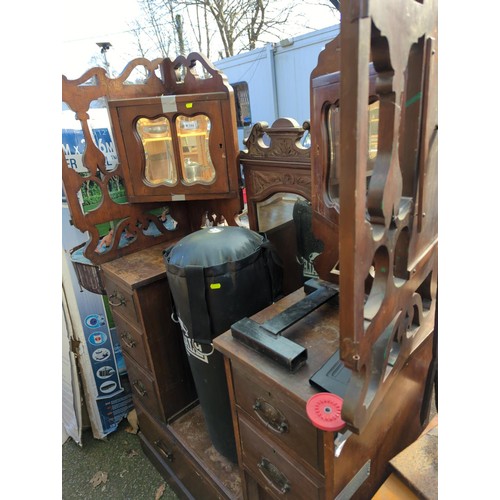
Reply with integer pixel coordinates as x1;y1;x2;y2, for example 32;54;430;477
241;118;310;164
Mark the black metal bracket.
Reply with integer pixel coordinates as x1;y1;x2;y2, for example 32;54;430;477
231;279;339;371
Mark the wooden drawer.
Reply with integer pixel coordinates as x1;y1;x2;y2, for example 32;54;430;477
239;416;323;500
102;275;141;327
137;405;227;500
232;364;323;473
124;352;162;419
113;313;150;370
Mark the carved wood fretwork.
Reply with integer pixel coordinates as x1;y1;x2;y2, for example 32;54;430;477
310;0;438;432
62;55;242;267
340;0;438;432
162;52;232;95
242;118;310;164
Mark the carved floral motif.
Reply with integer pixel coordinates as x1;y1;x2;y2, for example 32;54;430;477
251;171;311;197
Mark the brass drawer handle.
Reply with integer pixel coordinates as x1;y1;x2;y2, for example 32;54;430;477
120;331;136;349
154;440;174;462
108;291;126;307
253;399;289;434
257;457;290;494
132;380;147;397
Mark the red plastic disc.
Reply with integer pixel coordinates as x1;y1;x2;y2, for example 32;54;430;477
306;393;345;432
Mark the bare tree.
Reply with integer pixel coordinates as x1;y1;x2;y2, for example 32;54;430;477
132;0;301;61
174;14;186;55
123;20;154;82
161;0;189;56
298;0;341;30
136;0;175;58
185;2;215;58
130;20;149;58
186;0;297;57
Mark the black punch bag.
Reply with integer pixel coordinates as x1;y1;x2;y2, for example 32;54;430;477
164;226;282;463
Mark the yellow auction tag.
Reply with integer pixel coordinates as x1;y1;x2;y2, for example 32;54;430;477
185;102;193;108
210;283;221;289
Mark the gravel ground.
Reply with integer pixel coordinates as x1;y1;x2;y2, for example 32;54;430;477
62;420;178;500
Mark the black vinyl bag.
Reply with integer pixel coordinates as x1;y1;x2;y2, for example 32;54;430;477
163;226;282;463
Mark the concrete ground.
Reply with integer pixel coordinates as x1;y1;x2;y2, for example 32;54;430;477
62;419;178;500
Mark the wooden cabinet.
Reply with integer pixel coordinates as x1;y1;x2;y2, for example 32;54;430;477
100;243;242;499
214;289;435;499
108;92;240;203
100;243;196;423
238;416;324;499
231;363;324;474
62;53;243;265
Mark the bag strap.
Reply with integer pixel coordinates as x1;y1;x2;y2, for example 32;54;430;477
184;265;212;344
261;237;284;301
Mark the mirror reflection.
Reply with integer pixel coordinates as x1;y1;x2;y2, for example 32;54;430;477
257;192;305;233
256;193;320;287
327;99;380;204
368;99;380;163
62;98;119;175
176;115;215;184
78;180;103;213
94;220;136;254
107;175;128;204
142;206;179;237
137;117;177;186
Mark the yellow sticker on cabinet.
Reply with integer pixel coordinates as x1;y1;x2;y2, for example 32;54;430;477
210;283;221;289
185;102;193;108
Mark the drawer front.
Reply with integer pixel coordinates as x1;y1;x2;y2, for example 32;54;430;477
113;313;150;370
124;352;162;419
232;364;322;473
239;416;323;500
102;275;141;327
137;405;226;500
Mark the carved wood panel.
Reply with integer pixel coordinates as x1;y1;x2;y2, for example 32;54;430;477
310;0;438;432
339;0;438;432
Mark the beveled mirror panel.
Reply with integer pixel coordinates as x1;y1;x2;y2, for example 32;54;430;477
175;114;216;184
136;117;177;186
327;98;380;205
256;192;305;233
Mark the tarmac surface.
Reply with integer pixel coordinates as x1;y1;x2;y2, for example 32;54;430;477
62;419;179;499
